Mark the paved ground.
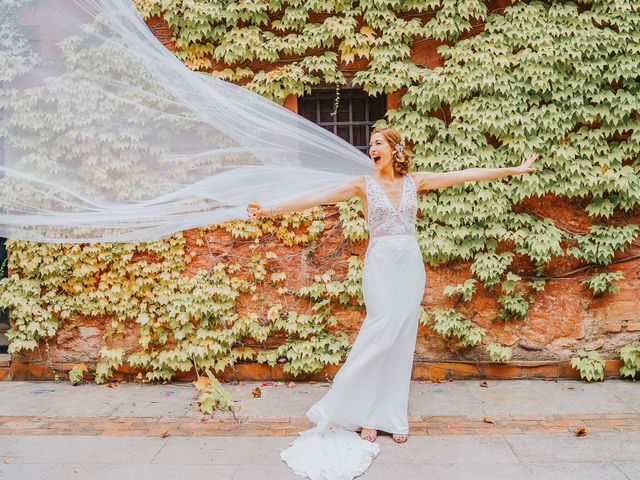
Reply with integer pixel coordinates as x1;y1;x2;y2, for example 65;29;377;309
0;379;638;479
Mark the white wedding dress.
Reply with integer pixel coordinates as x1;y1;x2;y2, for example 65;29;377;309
280;173;426;480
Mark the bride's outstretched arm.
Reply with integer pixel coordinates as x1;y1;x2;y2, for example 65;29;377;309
247;177;363;220
413;152;539;192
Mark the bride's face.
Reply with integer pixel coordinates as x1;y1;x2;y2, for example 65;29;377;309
368;133;392;170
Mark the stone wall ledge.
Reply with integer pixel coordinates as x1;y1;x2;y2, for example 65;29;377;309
0;359;626;382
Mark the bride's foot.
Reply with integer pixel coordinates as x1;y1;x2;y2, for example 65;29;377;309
392;433;408;443
360;427;377;442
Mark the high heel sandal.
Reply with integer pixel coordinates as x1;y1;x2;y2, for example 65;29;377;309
360;427;377;442
392;433;408;443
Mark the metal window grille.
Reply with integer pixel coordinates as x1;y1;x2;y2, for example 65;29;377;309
298;89;386;155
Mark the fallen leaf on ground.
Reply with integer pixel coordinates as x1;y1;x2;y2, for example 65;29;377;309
107;383;117;388
576;426;587;437
479;381;489;388
160;431;170;438
252;387;262;398
193;376;210;391
483;416;494;424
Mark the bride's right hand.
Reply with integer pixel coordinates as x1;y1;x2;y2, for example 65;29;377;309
247;202;272;220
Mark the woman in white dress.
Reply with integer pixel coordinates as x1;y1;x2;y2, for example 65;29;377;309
247;126;538;479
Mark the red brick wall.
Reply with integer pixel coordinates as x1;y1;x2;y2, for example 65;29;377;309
8;3;639;380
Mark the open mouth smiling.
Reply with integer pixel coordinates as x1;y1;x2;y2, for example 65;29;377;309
372;154;381;164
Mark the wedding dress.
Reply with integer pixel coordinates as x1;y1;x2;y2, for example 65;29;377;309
280;173;426;480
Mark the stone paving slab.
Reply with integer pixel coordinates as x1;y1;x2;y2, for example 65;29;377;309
357;462;631;480
506;432;640;463
0;379;638;419
616;461;640;479
0;461;632;480
0;434;638;480
463;380;638;416
0;383;200;418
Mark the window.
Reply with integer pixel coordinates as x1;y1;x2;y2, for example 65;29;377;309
298;89;386;155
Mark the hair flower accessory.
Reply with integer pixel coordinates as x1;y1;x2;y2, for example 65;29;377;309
395;140;405;154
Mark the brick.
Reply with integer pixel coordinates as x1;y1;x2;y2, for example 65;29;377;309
495;420;541;427
102;430;149;436
606;301;639;320
412;363;448;380
483;363;521;379
626;321;640;332
558;362;582;379
146;427;174;437
472;427;521;435
236;363;272;381
410;427;429;435
422;415;467;422
10;363;30;381
8;428;53;435
443;427;475;435
0;354;11;368
425;428;449;435
605;320;623;332
526;426;575;434
28;363;57;381
447;362;482;378
538;419;584;427
520;364;559;378
604;360;624;377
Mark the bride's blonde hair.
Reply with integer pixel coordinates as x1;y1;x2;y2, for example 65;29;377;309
370;126;412;175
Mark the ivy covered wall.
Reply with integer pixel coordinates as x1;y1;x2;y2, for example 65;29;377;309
1;0;639;384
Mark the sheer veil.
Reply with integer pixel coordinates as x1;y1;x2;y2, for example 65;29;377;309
0;0;374;243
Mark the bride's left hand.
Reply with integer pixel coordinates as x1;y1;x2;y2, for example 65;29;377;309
513;152;540;174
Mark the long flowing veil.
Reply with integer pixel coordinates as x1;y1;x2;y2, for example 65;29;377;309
0;0;373;243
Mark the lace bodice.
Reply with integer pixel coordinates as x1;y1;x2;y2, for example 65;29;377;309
364;174;417;238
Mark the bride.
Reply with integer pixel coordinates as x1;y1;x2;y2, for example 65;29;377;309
247;126;538;480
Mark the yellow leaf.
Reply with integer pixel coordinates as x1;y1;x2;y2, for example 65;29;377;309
359;26;375;36
193;376;210;391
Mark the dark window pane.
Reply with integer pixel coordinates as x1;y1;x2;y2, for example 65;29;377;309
351;96;366;121
352;124;367;147
298;98;316;121
336;101;350;122
319;98;335;122
337;125;351;143
369;95;386;119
